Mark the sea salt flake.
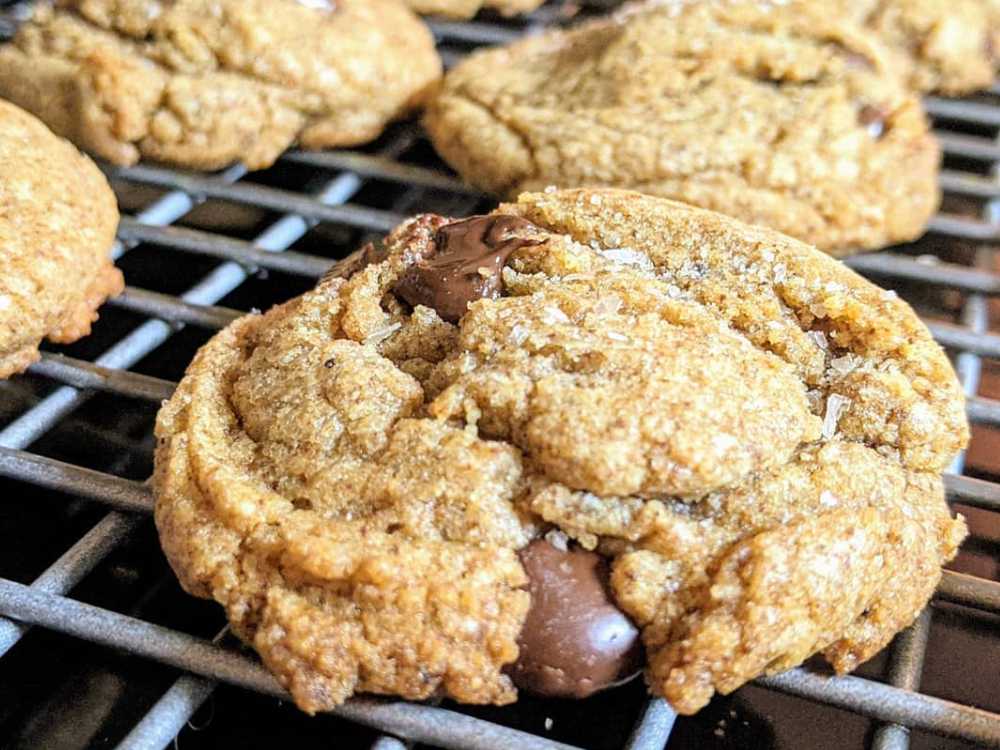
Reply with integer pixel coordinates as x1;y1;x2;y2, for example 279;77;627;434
541;306;571;325
807;330;828;350
509;324;529;345
607;331;629;342
600;247;654;271
545;529;570;551
363;321;401;346
822;394;852;439
820;490;839;507
829;354;857;374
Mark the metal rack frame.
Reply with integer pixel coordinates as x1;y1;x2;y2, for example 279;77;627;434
0;5;999;749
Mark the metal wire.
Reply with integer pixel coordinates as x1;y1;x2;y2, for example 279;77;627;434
0;6;997;750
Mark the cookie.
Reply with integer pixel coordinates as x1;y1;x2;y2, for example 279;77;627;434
424;1;941;256
154;188;966;714
0;0;441;170
404;0;544;18
0;100;123;379
822;0;999;94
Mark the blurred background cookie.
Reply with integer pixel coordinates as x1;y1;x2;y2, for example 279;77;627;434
425;1;941;256
0;0;442;170
0;99;122;378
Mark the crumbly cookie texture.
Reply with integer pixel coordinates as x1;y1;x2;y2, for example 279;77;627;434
832;0;999;95
404;0;544;18
0;0;441;170
154;189;967;714
424;1;940;256
0;100;122;379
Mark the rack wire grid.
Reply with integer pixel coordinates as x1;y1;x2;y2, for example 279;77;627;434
0;3;999;750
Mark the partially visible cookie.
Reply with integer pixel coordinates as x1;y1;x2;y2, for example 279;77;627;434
0;0;442;170
154;188;966;715
425;0;941;256
0;100;122;378
823;0;999;94
404;0;544;18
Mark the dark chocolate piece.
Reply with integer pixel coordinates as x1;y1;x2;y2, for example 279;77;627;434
320;238;388;284
510;537;643;699
858;105;888;139
393;215;541;323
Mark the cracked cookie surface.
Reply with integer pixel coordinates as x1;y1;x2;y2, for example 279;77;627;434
424;1;940;256
0;100;123;379
0;0;442;170
154;189;966;714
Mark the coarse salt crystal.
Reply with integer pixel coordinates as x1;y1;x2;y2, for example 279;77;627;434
546;529;570;551
601;247;654;271
607;331;628;342
363;321;401;346
541;306;571;325
820;490;839;507
807;330;828;350
822;394;851;439
829;354;857;374
509;324;529;345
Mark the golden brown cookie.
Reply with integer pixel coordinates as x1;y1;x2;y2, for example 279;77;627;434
813;0;999;94
154;189;966;715
0;0;442;170
0;100;123;379
404;0;544;18
424;1;941;256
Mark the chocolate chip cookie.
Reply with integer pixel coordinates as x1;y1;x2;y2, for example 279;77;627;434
424;1;940;256
404;0;544;18
0;0;441;170
819;0;999;94
154;188;966;714
0;100;123;379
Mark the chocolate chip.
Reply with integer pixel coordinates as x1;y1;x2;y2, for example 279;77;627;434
392;215;542;323
510;537;643;699
320;238;388;284
858;105;888;139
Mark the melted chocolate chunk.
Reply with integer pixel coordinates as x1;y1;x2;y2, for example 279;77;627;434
393;215;542;323
510;537;643;699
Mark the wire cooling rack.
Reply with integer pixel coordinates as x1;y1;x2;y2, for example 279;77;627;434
0;4;999;749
